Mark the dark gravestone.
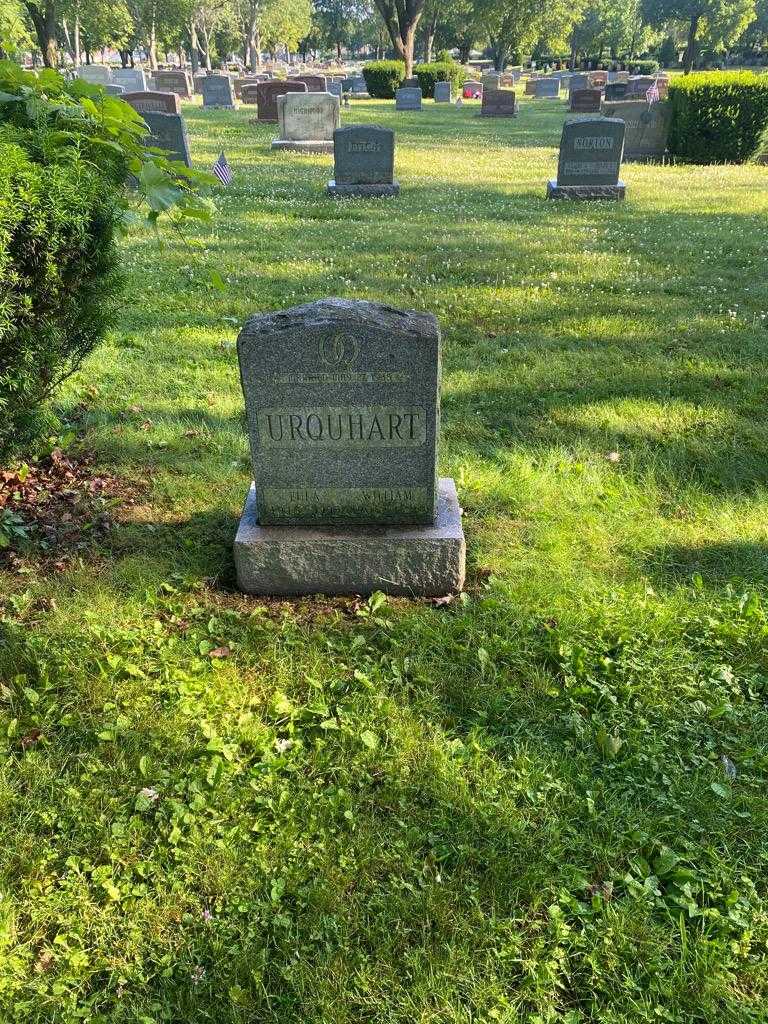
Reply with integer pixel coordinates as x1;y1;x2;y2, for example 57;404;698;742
395;87;422;111
402;77;420;88
480;88;517;117
154;70;192;99
201;73;236;108
604;82;628;101
327;125;399;197
601;99;670;161
241;83;259;105
233;298;465;596
570;88;602;113
123;90;181;115
524;78;537;96
434;81;452;102
534;78;560;98
547;117;625;200
327;81;343;98
141;111;192;167
293;74;327;92
256;79;308;123
567;73;590;95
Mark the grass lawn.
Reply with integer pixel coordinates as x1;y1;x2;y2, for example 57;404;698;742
2;93;768;1023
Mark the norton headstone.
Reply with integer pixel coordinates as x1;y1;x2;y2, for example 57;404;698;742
327;124;399;198
273;91;339;152
547;116;625;199
234;298;465;596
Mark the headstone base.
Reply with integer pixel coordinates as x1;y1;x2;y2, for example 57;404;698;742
546;178;626;200
234;478;465;597
326;179;400;198
271;139;334;153
476;108;518;117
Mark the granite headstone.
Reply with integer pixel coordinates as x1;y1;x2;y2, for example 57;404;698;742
256;79;308;122
123;90;182;114
570;88;602;113
395;87;422;111
434;81;452;102
480;87;517;117
234;298;465;595
113;68;148;91
601;99;670;160
327;124;398;197
141;111;192;167
154;70;192;99
548;116;625;199
273;91;339;152
201;73;236;108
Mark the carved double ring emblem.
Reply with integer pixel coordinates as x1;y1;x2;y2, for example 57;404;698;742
319;333;359;368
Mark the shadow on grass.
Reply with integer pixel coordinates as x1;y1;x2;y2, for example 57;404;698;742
643;541;768;586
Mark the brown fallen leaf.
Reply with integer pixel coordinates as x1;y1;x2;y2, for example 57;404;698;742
20;728;44;750
208;646;231;659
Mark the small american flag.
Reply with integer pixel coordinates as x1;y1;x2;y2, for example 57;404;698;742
646;81;660;104
213;151;233;185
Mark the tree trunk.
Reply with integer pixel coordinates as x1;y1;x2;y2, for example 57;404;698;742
372;0;424;78
190;22;199;73
684;13;699;73
200;26;212;70
148;12;158;70
252;27;261;69
23;0;58;68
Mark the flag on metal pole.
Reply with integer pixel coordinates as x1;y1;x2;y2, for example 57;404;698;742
213;151;233;185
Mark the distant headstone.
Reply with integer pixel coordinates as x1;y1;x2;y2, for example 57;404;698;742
604;82;628;101
524;78;537;96
567;73;590;95
589;70;608;88
293;74;327;92
402;76;420;88
154;70;192;99
327;81;343;98
547;117;625;200
77;64;111;85
463;81;482;99
570;88;602;113
534;78;560;98
350;76;368;95
480;87;517;117
113;68;147;91
123;90;181;115
234;298;465;596
601;99;670;161
481;72;500;91
327;124;399;198
105;84;125;96
434;81;452;102
395;87;422;111
256;79;308;123
141;111;192;167
625;76;657;98
272;91;340;152
241;83;260;104
499;72;517;87
201;73;236;108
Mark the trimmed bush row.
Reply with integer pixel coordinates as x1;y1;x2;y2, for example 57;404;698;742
668;71;768;164
363;61;468;99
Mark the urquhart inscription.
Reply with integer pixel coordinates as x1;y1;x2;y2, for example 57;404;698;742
237;299;439;526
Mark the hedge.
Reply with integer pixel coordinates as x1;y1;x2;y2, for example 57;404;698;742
668;71;768;164
0;136;122;456
413;61;468;99
362;61;405;99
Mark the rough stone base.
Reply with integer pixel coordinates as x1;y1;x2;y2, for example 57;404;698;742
271;139;334;153
547;179;626;200
326;179;400;198
234;478;465;597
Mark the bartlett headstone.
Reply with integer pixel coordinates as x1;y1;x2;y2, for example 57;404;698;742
155;70;192;99
273;91;339;152
570;88;602;113
480;87;517;117
327;124;399;198
114;68;147;91
547;117;625;200
141;111;192;167
234;298;465;596
601;99;670;161
395;87;422;111
434;81;452;102
256;79;307;122
201;73;236;108
123;90;181;114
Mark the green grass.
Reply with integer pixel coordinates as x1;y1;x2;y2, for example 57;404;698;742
2;94;768;1023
